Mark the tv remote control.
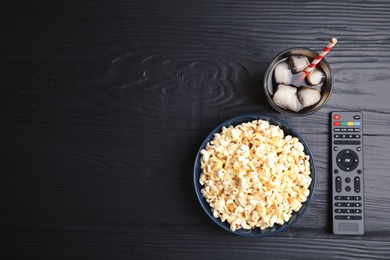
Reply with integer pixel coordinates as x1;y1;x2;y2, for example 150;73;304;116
331;111;364;235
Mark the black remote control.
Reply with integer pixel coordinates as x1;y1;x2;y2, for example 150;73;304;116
331;111;364;235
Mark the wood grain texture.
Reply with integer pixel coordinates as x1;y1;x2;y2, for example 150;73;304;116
1;0;390;259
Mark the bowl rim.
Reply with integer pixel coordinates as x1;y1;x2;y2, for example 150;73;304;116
193;113;317;237
263;47;334;116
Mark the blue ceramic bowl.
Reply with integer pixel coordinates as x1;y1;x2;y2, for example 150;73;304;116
193;114;316;237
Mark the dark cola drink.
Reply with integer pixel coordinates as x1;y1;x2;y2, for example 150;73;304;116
271;54;325;112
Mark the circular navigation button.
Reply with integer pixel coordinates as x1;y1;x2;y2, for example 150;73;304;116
336;149;359;172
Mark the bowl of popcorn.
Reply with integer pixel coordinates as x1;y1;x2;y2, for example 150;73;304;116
193;114;316;237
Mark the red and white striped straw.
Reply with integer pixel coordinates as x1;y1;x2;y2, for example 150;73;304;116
304;38;337;75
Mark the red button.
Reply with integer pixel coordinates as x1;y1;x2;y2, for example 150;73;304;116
334;121;341;126
333;115;341;120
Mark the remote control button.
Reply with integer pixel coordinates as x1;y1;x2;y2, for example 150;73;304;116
333;134;361;139
336;176;342;192
354;121;361;126
334;202;362;207
345;177;351;183
357;147;361;152
334;169;339;174
335;209;361;213
353;115;361;120
333;114;341;120
335;216;349;220
345;186;351;192
357;169;362;174
334;121;341;126
336;149;359;171
354;177;361;193
334;140;361;145
353;128;361;132
341;154;354;167
335;215;363;220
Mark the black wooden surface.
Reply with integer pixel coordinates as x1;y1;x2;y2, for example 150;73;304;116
1;0;390;259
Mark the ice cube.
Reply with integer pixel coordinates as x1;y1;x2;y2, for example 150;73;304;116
298;87;321;107
274;61;292;84
306;69;325;86
273;84;300;112
288;55;310;74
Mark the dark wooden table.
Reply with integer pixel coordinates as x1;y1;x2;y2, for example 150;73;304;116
1;0;390;259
